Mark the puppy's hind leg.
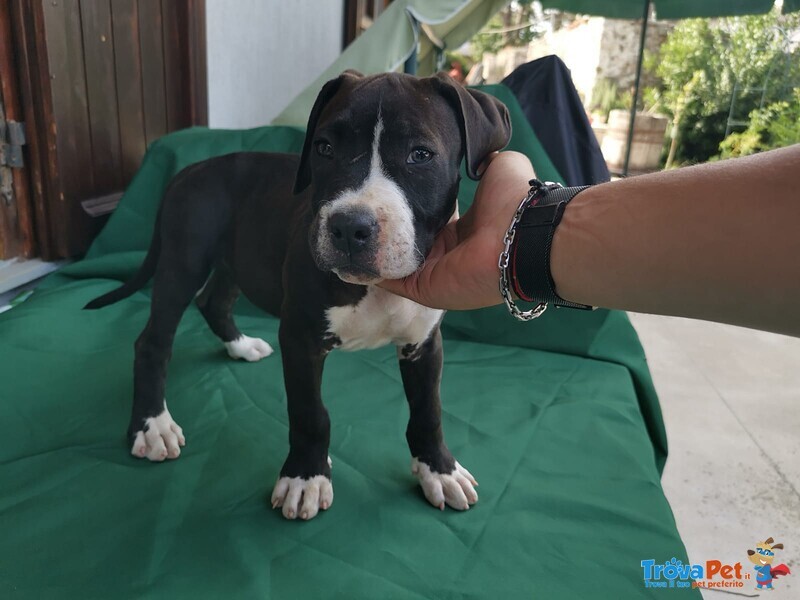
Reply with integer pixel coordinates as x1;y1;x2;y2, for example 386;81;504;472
197;265;273;362
130;257;210;461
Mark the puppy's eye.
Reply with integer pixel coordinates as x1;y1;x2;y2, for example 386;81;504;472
316;141;334;158
407;147;433;164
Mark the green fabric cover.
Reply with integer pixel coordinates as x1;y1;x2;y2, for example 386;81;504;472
0;86;697;599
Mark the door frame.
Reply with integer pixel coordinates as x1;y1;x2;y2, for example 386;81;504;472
0;0;37;258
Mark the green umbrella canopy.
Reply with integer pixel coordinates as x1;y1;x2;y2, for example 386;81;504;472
272;0;509;126
272;0;799;127
540;0;798;18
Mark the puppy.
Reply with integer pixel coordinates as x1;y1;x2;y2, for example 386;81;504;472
86;71;511;520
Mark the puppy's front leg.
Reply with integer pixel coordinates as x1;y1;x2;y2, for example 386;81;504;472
271;319;333;521
399;327;478;511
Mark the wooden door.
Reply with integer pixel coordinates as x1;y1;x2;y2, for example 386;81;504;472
8;0;207;260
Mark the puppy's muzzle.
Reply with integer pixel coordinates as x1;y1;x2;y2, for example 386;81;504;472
328;210;378;256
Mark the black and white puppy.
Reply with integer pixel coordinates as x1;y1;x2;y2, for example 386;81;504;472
85;71;511;520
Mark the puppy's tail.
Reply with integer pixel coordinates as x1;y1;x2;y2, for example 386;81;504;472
83;220;161;310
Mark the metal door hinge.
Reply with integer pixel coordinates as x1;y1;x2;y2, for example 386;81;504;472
0;120;26;168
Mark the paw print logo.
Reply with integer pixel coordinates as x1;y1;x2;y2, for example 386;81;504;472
663;558;683;581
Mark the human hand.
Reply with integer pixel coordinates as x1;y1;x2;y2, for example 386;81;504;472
378;151;535;310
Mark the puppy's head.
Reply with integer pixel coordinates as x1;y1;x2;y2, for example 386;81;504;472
294;70;511;285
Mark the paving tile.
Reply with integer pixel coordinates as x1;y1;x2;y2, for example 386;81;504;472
629;313;800;599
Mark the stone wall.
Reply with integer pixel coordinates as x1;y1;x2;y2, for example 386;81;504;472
596;18;672;93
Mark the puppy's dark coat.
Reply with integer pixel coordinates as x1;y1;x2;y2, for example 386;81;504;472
86;71;511;520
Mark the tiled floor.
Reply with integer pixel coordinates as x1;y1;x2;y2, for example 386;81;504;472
0;259;65;312
0;258;63;295
629;313;800;599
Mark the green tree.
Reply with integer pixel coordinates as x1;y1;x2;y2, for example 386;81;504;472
588;78;633;120
651;10;800;166
719;89;800;158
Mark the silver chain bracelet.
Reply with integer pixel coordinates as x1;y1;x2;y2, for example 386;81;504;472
497;180;561;321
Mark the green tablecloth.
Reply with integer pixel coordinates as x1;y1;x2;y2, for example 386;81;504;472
0;86;697;599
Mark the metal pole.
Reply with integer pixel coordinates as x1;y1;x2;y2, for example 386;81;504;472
404;15;419;74
622;0;651;177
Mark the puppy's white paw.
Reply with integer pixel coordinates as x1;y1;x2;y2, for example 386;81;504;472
131;406;185;461
225;335;274;362
271;475;333;521
412;457;478;511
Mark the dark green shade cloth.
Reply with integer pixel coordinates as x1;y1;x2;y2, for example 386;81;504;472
0;85;697;598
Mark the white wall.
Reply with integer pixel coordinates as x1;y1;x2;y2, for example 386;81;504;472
206;0;344;128
525;17;605;105
481;17;605;103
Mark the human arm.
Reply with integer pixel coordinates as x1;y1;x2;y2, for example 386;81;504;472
379;145;800;336
550;143;800;336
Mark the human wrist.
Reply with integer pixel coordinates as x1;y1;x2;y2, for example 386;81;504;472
507;182;592;310
549;185;598;307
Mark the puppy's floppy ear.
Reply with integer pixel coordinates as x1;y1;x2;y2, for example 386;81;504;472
433;73;512;180
293;70;364;194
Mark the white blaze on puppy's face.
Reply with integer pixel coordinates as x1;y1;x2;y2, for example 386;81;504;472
315;114;419;282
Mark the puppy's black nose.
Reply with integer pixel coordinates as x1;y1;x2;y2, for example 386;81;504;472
328;211;377;255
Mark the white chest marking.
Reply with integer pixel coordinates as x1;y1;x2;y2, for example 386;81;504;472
325;286;443;351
